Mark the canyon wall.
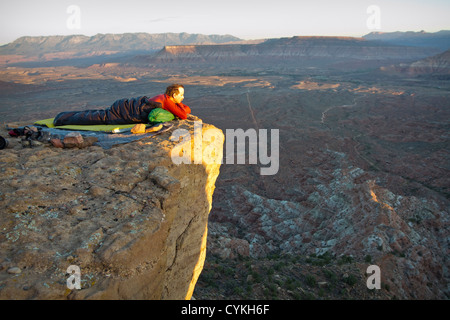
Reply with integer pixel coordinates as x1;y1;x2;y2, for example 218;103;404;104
151;37;441;64
381;49;450;76
0;119;223;299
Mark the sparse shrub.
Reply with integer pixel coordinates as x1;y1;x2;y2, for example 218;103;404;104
323;269;338;283
251;271;261;283
316;251;333;265
233;286;244;296
285;278;296;291
274;261;285;271
338;254;353;265
245;284;253;295
292;292;302;300
318;288;325;297
302;292;316;300
343;274;358;286
305;274;317;288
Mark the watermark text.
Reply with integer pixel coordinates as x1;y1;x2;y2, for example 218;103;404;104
66;5;81;30
367;5;381;30
170;121;279;176
66;265;81;290
366;264;381;289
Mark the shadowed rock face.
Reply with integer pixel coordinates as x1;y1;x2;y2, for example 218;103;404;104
382;49;450;76
0;120;223;299
208;150;448;299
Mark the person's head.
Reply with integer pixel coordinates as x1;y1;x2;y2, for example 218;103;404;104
165;84;185;104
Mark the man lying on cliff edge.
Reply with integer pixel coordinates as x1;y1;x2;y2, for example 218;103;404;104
53;84;195;126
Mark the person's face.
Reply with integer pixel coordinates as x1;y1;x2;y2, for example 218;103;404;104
172;87;184;104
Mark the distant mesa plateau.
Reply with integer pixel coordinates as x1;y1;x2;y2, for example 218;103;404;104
1;31;448;67
0;30;449;300
147;36;441;67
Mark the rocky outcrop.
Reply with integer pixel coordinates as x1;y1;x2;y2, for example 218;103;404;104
0;119;223;299
381;49;450;76
208;150;449;299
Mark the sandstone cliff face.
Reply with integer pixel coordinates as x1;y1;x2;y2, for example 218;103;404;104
0;120;223;299
382;49;450;76
153;37;440;63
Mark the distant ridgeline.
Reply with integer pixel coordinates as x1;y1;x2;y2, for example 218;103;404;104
0;32;242;53
0;30;448;66
363;30;450;51
0;32;242;65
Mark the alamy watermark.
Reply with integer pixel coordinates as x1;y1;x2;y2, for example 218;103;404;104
170;121;279;176
66;265;81;290
66;5;81;30
66;264;381;291
366;265;381;289
366;5;381;30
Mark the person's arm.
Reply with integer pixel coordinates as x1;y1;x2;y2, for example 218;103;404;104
149;94;191;119
161;96;191;119
169;103;191;119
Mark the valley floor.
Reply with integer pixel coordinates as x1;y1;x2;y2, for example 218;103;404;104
1;61;448;300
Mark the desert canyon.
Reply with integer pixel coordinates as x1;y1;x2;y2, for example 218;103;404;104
0;31;449;300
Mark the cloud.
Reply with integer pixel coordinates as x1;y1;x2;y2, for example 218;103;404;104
146;16;181;24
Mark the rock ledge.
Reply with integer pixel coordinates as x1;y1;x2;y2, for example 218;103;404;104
0;119;223;299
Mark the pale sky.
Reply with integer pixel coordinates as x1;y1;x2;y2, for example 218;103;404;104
0;0;449;45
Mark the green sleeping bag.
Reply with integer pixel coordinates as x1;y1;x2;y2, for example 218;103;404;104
148;108;175;124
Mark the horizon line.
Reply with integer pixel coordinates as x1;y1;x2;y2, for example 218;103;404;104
2;29;449;46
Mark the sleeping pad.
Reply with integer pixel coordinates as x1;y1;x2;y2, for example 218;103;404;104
53;96;160;126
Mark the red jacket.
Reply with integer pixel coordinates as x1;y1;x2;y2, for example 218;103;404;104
149;94;191;119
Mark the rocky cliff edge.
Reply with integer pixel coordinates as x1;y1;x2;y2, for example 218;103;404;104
0;119;223;299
